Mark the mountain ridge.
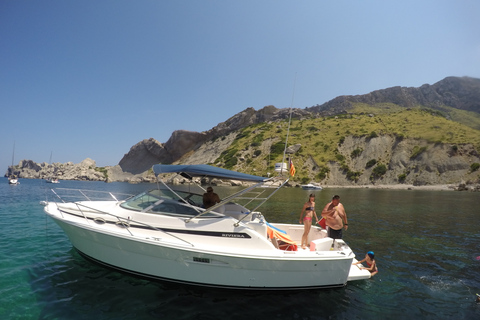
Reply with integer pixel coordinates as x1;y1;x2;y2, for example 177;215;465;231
307;76;480;117
116;76;480;175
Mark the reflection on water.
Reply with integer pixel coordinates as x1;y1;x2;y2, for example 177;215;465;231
1;178;480;319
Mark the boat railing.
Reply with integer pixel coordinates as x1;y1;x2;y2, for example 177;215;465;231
48;188;195;247
235;178;291;225
49;188;135;203
183;180;269;223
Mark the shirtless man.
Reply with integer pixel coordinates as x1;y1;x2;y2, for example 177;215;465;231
321;195;348;239
203;187;221;208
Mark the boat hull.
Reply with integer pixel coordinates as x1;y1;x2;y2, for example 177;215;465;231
301;184;322;190
50;216;353;290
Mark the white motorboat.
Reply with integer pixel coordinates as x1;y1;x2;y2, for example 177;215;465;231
301;183;322;190
42;164;369;289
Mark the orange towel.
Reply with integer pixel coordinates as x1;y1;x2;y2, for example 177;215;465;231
267;226;298;251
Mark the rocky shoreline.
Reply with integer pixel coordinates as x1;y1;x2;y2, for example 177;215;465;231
6;158;479;191
309;183;480;192
323;184;453;191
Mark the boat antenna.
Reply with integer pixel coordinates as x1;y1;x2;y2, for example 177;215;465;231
280;73;297;175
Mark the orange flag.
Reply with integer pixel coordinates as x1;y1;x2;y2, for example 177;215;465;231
289;159;296;177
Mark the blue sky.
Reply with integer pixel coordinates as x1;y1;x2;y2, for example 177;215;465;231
2;0;479;173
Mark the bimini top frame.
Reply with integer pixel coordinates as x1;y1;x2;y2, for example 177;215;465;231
152;164;288;223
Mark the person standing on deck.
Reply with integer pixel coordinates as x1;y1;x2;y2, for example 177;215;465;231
321;195;348;239
299;194;319;249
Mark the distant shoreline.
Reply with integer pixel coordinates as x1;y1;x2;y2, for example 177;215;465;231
322;184;456;191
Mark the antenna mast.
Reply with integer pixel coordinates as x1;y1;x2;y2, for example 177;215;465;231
281;73;297;174
11;141;16;166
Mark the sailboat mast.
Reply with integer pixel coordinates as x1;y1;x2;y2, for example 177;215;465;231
11;141;15;166
281;74;297;174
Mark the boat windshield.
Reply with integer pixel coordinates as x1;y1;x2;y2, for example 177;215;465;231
120;189;220;217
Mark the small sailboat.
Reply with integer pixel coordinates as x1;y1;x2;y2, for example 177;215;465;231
45;151;60;183
8;142;19;185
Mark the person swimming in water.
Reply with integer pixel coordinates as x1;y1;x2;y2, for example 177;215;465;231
353;251;378;277
299;194;319;249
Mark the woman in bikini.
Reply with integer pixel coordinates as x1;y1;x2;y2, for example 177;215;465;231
353;251;378;276
299;194;319;249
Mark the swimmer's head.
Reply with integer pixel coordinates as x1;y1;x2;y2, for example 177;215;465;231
367;251;375;259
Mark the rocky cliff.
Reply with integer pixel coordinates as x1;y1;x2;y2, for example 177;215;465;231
326;135;479;186
117;105;311;174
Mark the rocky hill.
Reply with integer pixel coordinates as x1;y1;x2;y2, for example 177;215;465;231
6;76;480;188
172;111;480;188
6;158;157;183
307;76;480;129
117;106;310;174
116;76;480;179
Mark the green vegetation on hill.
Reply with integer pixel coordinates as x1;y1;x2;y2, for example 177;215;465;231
213;107;480;182
350;103;480;131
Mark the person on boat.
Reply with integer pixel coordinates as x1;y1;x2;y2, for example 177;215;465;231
353;251;378;276
321;195;348;239
299;194;319;249
203;186;221;208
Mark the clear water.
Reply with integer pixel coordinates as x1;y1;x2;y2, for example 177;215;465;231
1;178;479;319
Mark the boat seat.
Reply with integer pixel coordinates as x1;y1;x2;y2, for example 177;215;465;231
271;237;280;249
271;237;297;251
310;237;334;251
246;221;267;238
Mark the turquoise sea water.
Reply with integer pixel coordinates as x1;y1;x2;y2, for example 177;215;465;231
1;177;479;319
